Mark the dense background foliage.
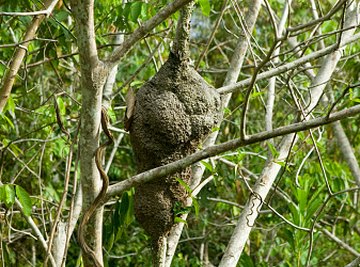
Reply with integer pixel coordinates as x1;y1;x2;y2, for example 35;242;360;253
1;0;360;266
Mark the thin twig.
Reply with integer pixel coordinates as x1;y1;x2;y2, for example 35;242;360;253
217;32;360;95
106;0;193;67
0;0;58;17
195;0;229;70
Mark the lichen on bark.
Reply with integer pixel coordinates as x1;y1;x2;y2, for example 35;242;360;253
129;51;222;247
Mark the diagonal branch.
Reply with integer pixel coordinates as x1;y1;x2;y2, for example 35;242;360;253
105;0;193;68
0;0;59;112
15;199;57;267
106;103;360;199
318;225;360;257
217;31;360;95
345;256;360;267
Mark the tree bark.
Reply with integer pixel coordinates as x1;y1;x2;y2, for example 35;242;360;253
71;0;108;265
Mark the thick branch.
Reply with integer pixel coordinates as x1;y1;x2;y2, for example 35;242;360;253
70;0;107;265
107;104;360;198
71;0;99;68
345;256;360;267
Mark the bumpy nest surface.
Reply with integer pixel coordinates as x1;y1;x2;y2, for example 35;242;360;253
129;52;221;245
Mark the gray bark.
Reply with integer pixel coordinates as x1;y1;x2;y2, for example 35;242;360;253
71;0;108;264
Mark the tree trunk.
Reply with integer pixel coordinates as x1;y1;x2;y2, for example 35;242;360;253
71;0;109;265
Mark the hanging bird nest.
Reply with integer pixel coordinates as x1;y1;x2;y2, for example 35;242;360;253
129;51;221;245
128;4;222;250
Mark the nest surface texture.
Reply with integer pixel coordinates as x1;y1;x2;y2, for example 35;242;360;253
129;52;222;243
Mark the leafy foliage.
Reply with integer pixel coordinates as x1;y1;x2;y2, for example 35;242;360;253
0;0;360;266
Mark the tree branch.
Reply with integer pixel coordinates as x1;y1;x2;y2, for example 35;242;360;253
217;31;360;95
318;225;360;257
345;256;360;267
0;0;59;112
0;0;59;17
14;199;57;267
105;0;193;67
70;0;107;265
107;104;360;199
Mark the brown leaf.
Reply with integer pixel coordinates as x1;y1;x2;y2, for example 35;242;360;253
124;87;136;131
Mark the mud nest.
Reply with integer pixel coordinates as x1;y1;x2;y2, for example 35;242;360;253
129;52;222;246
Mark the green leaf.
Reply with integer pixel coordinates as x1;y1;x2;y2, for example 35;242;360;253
0;113;14;129
15;185;32;216
119;192;130;227
114;192;133;243
267;142;279;158
56;97;66;115
212;126;220;132
0;186;4;202
275;160;286;167
198;0;210;16
141;2;148;17
4;184;15;208
239;252;255;267
6;95;15;114
175;178;191;193
130;80;144;87
308;184;325;205
306;197;322;222
174;216;188;225
55;10;70;22
223;107;231;115
108;107;116;123
113;200;121;232
192;197;199;218
289;203;301;225
251;91;264;98
201;161;213;173
281;228;295;250
297;187;308;212
9;143;23;157
130;2;143;22
125;192;134;225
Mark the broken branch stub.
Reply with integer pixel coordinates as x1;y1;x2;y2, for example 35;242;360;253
129;52;222;247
